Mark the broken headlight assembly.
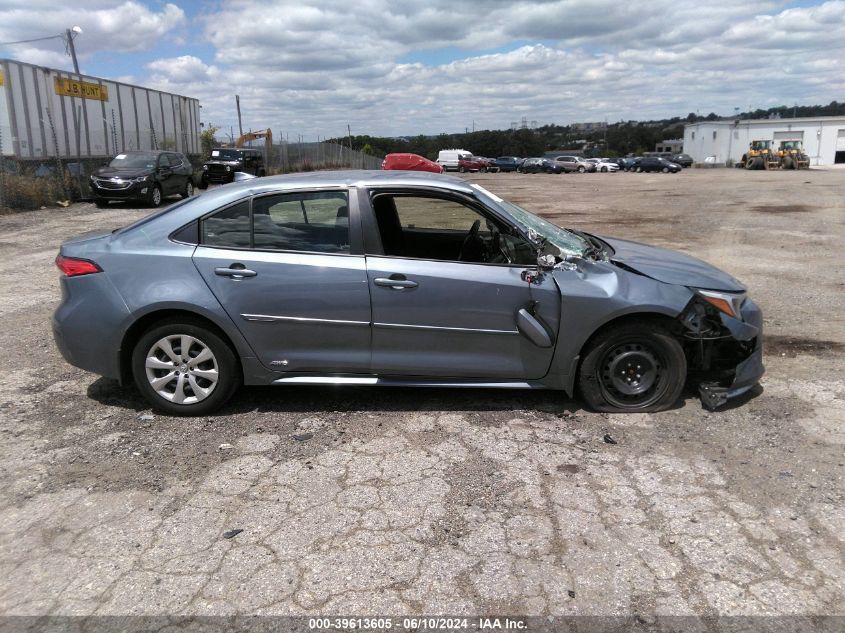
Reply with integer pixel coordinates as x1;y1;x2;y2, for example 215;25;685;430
695;289;746;321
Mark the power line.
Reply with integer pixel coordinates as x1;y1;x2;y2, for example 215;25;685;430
0;34;64;47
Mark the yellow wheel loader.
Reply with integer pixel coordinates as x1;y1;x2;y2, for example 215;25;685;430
777;140;810;170
741;140;778;170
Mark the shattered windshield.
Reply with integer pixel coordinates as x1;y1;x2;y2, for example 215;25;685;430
470;184;591;257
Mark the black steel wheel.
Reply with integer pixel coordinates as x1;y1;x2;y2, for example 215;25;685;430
578;321;686;412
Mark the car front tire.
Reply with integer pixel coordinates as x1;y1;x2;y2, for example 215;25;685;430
181;180;194;199
132;320;240;416
94;198;109;208
577;320;686;413
148;184;162;207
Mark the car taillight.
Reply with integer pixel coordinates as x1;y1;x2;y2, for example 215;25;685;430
55;255;102;277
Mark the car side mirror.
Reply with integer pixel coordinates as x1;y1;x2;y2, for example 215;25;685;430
537;254;556;270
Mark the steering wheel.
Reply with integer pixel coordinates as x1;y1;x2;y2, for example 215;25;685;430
458;219;482;261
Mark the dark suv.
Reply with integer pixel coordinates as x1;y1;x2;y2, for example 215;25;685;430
90;150;195;208
199;148;266;188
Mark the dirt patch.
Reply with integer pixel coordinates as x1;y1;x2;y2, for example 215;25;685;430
752;204;813;214
764;335;845;358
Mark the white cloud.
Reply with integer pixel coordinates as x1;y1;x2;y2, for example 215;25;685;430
170;0;844;138
0;1;186;58
6;0;844;139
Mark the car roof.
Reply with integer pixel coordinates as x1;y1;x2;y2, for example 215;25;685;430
242;169;472;191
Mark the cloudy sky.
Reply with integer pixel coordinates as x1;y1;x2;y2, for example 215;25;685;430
1;0;844;140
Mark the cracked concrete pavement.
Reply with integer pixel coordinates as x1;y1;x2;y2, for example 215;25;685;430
0;169;843;624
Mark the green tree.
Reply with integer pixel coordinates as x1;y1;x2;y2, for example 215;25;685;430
201;125;219;161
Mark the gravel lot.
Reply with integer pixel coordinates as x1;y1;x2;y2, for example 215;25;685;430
0;168;843;626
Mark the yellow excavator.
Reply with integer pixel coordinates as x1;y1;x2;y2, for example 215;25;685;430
742;140;779;170
235;128;272;148
777;140;810;170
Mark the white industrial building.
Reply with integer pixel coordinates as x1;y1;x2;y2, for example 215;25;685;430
683;116;845;167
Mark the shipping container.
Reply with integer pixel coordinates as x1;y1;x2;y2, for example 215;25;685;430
0;59;201;161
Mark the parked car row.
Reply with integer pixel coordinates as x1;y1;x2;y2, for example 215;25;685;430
383;151;692;176
91;146;273;208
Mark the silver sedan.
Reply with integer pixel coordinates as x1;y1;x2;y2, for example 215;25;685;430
53;171;763;415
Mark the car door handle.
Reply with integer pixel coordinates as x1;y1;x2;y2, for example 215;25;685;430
215;265;257;279
374;276;418;289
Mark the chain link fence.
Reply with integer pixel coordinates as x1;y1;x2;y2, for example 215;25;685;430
266;140;383;173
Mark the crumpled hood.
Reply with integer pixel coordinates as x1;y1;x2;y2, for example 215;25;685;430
597;235;745;292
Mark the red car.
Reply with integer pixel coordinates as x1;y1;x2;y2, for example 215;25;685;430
457;155;489;173
382;153;443;173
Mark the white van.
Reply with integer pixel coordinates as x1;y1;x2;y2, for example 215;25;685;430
436;149;471;171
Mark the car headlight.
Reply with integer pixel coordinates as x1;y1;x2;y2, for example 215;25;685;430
696;289;746;319
132;175;150;184
225;166;231;172
202;164;208;170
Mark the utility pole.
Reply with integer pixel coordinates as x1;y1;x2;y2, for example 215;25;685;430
347;124;352;151
235;95;243;139
66;28;80;74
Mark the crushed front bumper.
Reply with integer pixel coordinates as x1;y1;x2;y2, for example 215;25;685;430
696;297;765;410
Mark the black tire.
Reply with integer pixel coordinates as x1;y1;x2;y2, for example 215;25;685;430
197;176;208;190
662;167;669;173
578;166;586;173
458;165;466;173
480;167;487;173
132;319;241;416
577;320;686;413
94;198;109;208
147;184;162;208
257;169;266;177
181;179;194;199
636;167;643;173
601;166;607;172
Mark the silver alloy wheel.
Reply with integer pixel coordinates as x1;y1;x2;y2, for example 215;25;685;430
186;181;194;196
144;334;219;404
152;187;162;206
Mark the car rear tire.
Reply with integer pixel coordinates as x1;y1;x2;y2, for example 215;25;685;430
148;184;162;207
577;320;686;413
132;320;240;416
181;180;194;199
636;167;643;173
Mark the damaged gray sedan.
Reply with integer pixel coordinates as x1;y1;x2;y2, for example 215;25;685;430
52;171;763;415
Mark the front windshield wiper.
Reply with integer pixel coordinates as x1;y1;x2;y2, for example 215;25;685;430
566;228;605;260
